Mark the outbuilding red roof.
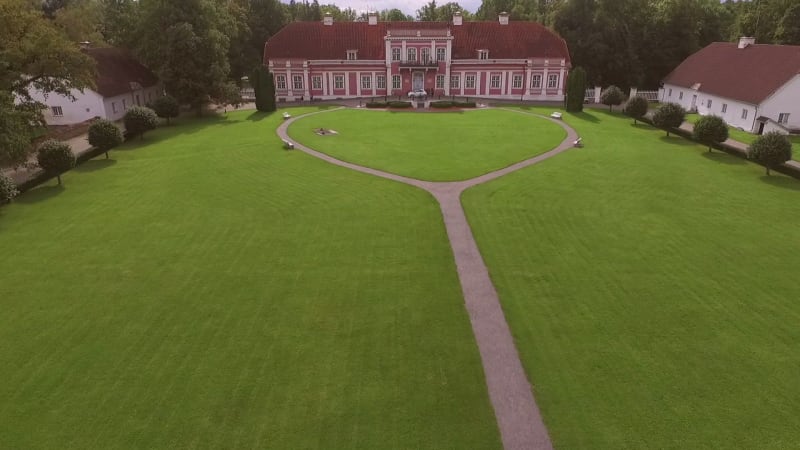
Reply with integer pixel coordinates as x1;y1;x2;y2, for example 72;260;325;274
264;21;570;63
85;47;159;98
662;42;800;105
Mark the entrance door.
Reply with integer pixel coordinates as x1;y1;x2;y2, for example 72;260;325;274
691;95;697;111
412;72;424;90
758;121;765;134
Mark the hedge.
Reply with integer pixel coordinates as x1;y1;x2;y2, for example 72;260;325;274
366;102;387;108
430;101;453;108
387;101;412;108
454;101;476;108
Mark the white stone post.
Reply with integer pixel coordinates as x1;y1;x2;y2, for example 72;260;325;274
594;86;602;104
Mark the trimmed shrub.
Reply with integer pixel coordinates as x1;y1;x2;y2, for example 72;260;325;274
387;101;412;108
624;96;649;125
566;66;587;112
365;102;387;108
600;85;625;111
430;101;453;108
652;102;686;136
0;173;18;204
123;106;158;140
693;115;729;152
87;119;123;159
253;65;277;112
749;132;792;175
454;101;476;108
150;95;180;124
36;139;75;185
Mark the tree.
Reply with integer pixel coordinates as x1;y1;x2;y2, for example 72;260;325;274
87;119;123;159
693;115;729;152
123;106;158;140
600;85;625;112
652;102;686;137
749;132;792;176
624;96;649;125
151;95;180;125
215;82;243;112
381;8;413;21
0;94;36;169
565;66;587;112
253;65;276;112
775;3;800;45
0;173;18;204
37;140;76;185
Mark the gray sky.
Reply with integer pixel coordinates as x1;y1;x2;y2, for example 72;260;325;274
300;0;483;17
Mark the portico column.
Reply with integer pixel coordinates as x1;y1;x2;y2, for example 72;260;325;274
445;64;450;96
372;71;376;95
526;67;532;99
402;41;407;61
542;65;548;97
286;67;292;98
460;71;465;95
476;72;482;96
345;72;350;96
303;63;310;99
356;71;361;96
558;66;565;96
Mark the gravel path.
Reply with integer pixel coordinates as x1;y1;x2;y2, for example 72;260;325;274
277;107;578;450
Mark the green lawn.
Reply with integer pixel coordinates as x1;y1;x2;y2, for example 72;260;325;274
464;106;800;448
287;108;566;181
0;108;501;449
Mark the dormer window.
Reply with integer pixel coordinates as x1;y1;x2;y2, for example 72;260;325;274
346;50;357;60
478;50;489;60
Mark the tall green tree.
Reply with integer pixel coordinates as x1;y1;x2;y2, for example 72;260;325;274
565;66;587;112
253;65;276;112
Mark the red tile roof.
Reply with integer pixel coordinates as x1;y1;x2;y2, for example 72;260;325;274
264;21;570;63
662;42;800;105
85;47;159;98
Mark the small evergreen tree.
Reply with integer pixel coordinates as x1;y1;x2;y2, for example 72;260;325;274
151;95;180;125
565;67;587;112
253;65;276;112
0;173;19;204
123;106;159;140
87;119;123;159
652;102;686;136
36;140;75;185
693;115;729;152
600;85;624;112
749;132;792;176
624;96;649;125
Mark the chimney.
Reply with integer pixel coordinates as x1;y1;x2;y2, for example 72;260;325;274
453;10;463;26
368;11;378;26
323;12;333;26
738;36;755;49
499;12;509;25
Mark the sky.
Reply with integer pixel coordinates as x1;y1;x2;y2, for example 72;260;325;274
296;0;483;17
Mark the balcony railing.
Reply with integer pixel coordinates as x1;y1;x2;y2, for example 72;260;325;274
396;59;441;68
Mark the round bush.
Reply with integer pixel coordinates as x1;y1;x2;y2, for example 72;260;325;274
693;115;729;151
123;106;159;139
150;95;180;124
624;96;649;124
749;131;792;175
600;85;625;111
652;102;686;136
88;119;123;157
0;173;19;204
36;139;75;185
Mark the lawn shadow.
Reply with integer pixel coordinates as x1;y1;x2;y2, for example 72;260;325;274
659;135;694;146
74;158;118;172
15;183;65;204
247;111;275;122
760;175;800;191
568;111;600;123
701;151;746;165
630;122;655;130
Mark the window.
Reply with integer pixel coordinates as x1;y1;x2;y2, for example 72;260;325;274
722;103;727;113
512;75;522;89
122;98;127;110
392;75;401;89
312;76;322;90
361;75;371;90
347;50;357;60
276;75;287;89
490;75;501;88
392;48;401;61
466;75;476;89
112;102;117;114
334;75;344;89
407;47;417;61
293;75;303;90
436;75;444;89
421;47;430;62
706;99;712;108
547;74;559;88
679;91;683;100
436;47;446;61
778;113;790;124
450;75;460;89
741;109;748;120
51;106;63;117
531;74;542;88
377;75;386;89
668;88;672;97
478;50;489;60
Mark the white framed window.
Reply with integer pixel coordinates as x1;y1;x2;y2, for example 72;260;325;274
112;102;117;114
407;47;417;61
668;88;672;97
361;75;372;90
377;75;386;89
392;75;401;89
778;113;790;124
312;76;322;90
347;50;357;60
478;50;489;60
292;75;303;90
436;48;446;61
276;75;287;89
741;109;748;120
435;75;444;89
722;103;727;113
547;74;559;88
466;75;476;89
531;74;542;88
51;106;63;117
679;91;683;100
512;75;523;89
421;47;430;62
391;48;401;61
334;75;344;89
450;75;460;89
706;99;712;108
490;75;501;88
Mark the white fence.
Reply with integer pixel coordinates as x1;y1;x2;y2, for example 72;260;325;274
583;86;661;104
240;88;255;101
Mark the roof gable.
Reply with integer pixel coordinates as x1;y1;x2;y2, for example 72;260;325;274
85;47;159;98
